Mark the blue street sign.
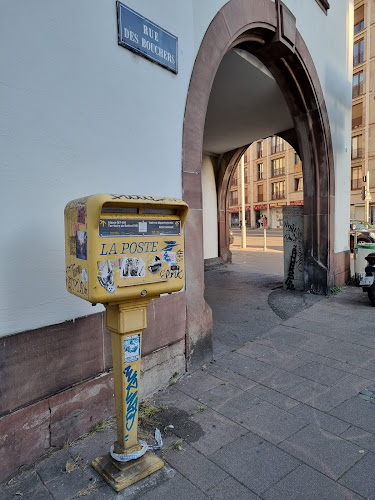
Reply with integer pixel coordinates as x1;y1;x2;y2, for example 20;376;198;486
117;2;178;74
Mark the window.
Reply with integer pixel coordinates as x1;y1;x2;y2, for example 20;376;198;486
271;157;285;177
256;141;263;159
294;153;301;165
352;102;363;129
294;177;303;192
351;166;362;190
244;187;248;203
244;149;249;163
230;190;238;205
231;173;238;187
271;181;285;200
352;135;362;160
353;71;364;98
271;136;284;154
257;184;264;202
257;163;264;180
354;39;364;66
354;5;364;34
244;167;248;184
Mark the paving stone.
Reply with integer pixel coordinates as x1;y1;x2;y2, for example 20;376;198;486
282;379;329;406
81;466;176;499
176;370;222;398
307;388;355;412
209;432;300;495
262;463;363;500
153;385;193;407
235;400;308;444
1;471;53;500
205;363;258;390
261;325;316;349
288;404;351;435
164;442;228;492
43;467;100;500
339;452;375;499
212;390;262;420
238;342;308;371
68;427;116;465
330;396;375;433
325;341;375;367
248;385;299;410
184;408;247;456
216;352;273;381
279;424;366;480
197;382;244;411
283;316;337;337
258;367;305;392
292;362;350;387
330;374;373;397
37;449;75;483
137;472;207;500
206;475;259;500
341;426;375;453
213;339;233;360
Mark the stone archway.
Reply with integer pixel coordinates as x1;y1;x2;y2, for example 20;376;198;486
182;0;339;370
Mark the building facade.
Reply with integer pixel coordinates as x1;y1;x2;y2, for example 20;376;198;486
229;137;303;229
351;0;375;222
1;0;352;480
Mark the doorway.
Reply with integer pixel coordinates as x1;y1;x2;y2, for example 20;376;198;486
182;0;335;369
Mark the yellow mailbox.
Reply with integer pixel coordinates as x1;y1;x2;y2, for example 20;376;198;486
65;193;188;303
64;194;188;491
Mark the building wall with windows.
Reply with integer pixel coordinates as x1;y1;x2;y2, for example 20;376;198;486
229;137;303;229
351;0;375;222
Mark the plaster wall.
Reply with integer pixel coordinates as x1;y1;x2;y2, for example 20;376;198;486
202;156;219;259
1;0;352;336
0;0;226;336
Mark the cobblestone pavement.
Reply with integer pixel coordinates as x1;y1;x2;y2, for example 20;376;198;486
2;250;375;499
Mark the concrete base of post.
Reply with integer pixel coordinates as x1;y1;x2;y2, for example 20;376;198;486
92;451;164;492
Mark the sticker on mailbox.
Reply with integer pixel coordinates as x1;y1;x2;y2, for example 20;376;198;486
121;257;146;278
124;334;140;363
99;219;181;237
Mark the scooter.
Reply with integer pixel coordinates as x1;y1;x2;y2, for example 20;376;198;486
360;252;375;306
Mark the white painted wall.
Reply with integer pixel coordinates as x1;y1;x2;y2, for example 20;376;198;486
0;0;352;336
202;156;219;259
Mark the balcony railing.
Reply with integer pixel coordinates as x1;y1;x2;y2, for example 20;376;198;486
351;148;363;160
352;82;364;98
353;51;364;66
270;144;284;154
271;191;285;200
271;169;285;178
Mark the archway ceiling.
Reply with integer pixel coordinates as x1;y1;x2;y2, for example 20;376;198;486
203;49;294;155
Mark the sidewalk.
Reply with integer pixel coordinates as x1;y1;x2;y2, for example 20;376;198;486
2;267;375;498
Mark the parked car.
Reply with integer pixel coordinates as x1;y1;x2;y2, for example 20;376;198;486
350;220;375;251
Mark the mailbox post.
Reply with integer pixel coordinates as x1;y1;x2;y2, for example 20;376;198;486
64;194;188;491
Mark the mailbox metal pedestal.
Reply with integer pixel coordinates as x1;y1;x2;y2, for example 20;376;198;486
92;299;164;492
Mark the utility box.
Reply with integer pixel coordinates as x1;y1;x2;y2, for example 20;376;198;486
65;194;188;304
354;243;375;284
